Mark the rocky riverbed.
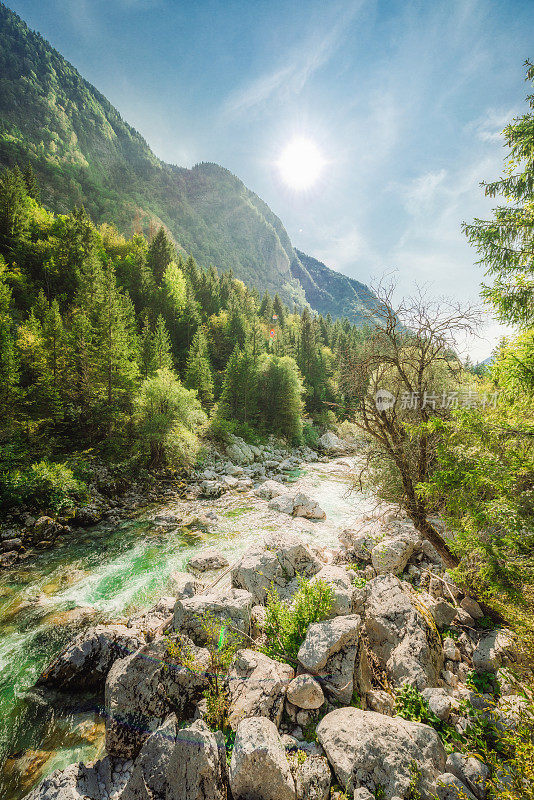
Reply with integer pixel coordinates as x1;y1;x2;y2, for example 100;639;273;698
1;433;529;800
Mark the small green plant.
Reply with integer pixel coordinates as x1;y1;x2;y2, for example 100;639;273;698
374;785;385;800
478;615;496;630
263;575;333;664
442;625;460;642
165;612;243;732
302;720;318;743
352;573;367;589
466;670;496;696
395;684;441;728
407;761;422;800
223;506;254;518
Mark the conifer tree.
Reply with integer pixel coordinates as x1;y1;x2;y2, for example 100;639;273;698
260;291;273;322
22;164;40;201
273;293;286;327
151;314;173;372
139;316;153;379
147;227;174;286
0;258;19;411
220;345;258;423
185;328;214;407
258;354;303;440
0;165;29;257
42;298;66;416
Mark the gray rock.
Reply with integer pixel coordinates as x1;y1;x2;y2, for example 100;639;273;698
168;571;200;598
229;717;296;800
316;707;446;798
311;565;353;616
167;719;227;800
472;629;514;673
286;675;325;710
187;548;229;573
371;534;418;575
445;753;489;800
173;587;253;644
269;494;296;515
422;688;452;721
227;649;294;729
25;757;132;800
37;624;144;691
121;715;178;800
298;615;361;673
317;431;342;452
231;532;323;604
295;755;331;800
365;689;395;715
255;480;287;499
292;493;326;520
460;597;483;620
364;574;443;689
435;773;478;800
105;639;168;758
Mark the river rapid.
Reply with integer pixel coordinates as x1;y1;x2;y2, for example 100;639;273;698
0;457;375;800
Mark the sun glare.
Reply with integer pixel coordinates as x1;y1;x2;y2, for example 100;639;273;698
277;138;325;191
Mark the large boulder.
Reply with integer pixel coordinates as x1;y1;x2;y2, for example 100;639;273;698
227;649;294;730
295;755;331;800
298;614;362;704
231;532;323;604
105;639;168;759
187;548;229;573
338;523;386;562
364;574;443;689
122;716;227;800
292;493;326;520
268;494;296;515
317;431;342;452
370;532;419;575
226;436;255;465
173;588;253;643
435;773;478;800
255;480;287;500
25;757;133;800
445;753;489;800
286;674;324;710
36;624;144;692
160;634;211;713
316;707;446;798
472;629;514;673
310;565;355;616
229;717;296;800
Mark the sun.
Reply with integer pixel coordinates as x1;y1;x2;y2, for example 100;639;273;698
276;137;325;191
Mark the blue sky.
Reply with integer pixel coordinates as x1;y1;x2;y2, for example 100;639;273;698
8;0;534;358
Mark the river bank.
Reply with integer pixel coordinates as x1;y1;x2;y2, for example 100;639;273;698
0;437;372;800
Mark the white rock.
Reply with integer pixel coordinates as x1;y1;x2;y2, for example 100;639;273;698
472;629;514;673
436;773;478;800
229;717;296;800
443;638;460;662
255;480;287;500
317;431;343;452
310;565;353;616
422;688;452;721
298;615;361;673
268;494;296;515
295;755;331;800
316;707;446;798
371;535;417;575
365;689;395;715
187;548;229;573
286;675;325;710
173;588;253;643
292;493;326;520
445;753;489;800
227;649;294;729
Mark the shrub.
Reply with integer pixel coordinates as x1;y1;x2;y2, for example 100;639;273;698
0;459;88;511
263;576;333;664
302;421;319;448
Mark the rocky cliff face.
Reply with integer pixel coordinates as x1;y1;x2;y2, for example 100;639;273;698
0;3;378;316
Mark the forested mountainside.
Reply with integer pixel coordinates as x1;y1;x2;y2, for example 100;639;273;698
0;3;376;317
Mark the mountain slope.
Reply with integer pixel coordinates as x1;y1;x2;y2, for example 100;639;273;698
0;2;376;317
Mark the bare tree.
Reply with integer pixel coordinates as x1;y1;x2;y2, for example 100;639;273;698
346;280;482;566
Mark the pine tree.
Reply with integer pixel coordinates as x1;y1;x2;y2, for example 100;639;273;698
220;345;258;423
147;227;174;286
185;328;214;407
139;316;154;379
258;354;303;440
0;165;29;257
260;291;273;322
42;298;66;416
152;314;173;372
0;258;19;411
273;293;286;327
163;260;187;312
22;164;40;201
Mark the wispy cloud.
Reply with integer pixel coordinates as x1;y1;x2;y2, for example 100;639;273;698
222;0;367;118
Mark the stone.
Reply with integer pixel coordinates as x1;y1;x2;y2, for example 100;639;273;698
494;694;533;731
173;588;253;644
338;526;384;562
421;539;443;564
317;431;342;452
295;755;331;800
443;638;461;662
292;493;326;520
286;675;325;710
160;634;210;713
269;494;296;515
316;707;446;799
425;597;458;630
365;689;395;715
231;532;323;604
229;717;296;800
168;571;200;598
105;639;168;759
255;480;287;500
167;719;227;800
25;757;133;800
187;548;229;573
127;597;175;637
121;715;177;800
460;597;483;620
435;773;478;800
226;436;255;465
37;624;144;691
298;615;362;704
371;534;417;575
227;649;294;730
445;753;489;800
310;565;353;616
364;574;443;689
422;688;452;721
298;615;361;673
472;629;514;673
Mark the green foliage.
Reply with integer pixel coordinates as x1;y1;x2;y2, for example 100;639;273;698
263;576;333;664
407;761;421;800
466;670;497;696
0;459;88;511
395;684;442;728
